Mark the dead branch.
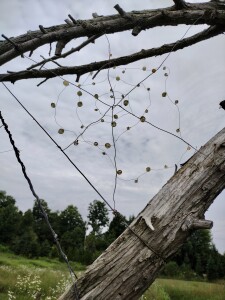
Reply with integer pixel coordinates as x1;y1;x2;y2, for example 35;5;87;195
0;25;223;83
0;1;224;66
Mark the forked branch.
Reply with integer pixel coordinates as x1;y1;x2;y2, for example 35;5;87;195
0;1;224;66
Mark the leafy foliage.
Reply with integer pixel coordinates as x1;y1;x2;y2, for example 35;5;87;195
171;230;225;280
87;200;109;234
0;189;224;279
0;191;22;244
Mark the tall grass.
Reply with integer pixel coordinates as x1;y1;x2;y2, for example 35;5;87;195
141;281;170;300
0;251;84;271
143;279;225;300
0;251;84;299
1;250;225;300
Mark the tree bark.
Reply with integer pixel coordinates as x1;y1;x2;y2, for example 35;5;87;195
0;2;224;66
1;25;224;84
59;127;225;300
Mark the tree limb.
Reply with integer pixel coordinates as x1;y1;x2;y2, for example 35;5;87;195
0;25;223;83
0;1;224;66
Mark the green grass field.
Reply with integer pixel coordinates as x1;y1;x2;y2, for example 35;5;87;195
0;251;224;300
144;279;225;300
0;251;84;300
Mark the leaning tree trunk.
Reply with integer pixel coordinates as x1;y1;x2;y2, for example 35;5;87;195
59;127;225;300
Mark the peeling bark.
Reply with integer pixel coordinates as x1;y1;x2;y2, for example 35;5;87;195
59;127;225;300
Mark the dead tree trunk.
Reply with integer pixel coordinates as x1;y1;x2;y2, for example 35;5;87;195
59;127;225;300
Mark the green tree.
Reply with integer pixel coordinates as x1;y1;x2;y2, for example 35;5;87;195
13;228;40;258
32;199;62;257
207;255;219;281
33;199;59;243
161;261;181;278
87;200;109;234
21;209;35;228
207;244;225;280
0;190;16;207
0;190;22;246
174;229;212;275
195;254;203;276
108;213;127;238
173;229;225;280
84;232;109;264
59;205;85;233
59;205;86;260
11;207;41;257
39;239;51;257
84;201;110;263
105;213;128;245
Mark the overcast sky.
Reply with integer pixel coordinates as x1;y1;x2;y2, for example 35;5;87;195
0;0;225;253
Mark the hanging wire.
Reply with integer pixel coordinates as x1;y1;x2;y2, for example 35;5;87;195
2;82;115;213
163;66;182;138
113;16;204;108
105;34;118;210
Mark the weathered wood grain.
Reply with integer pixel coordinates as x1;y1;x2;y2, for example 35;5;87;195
59;127;225;300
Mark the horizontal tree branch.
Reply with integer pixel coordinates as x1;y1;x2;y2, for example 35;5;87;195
0;1;224;66
0;25;223;83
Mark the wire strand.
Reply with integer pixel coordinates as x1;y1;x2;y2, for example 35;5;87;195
2;82;115;212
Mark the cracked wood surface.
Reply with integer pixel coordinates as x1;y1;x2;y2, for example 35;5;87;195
59;127;225;300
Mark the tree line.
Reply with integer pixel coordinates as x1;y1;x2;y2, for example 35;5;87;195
0;190;224;280
0;190;134;264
